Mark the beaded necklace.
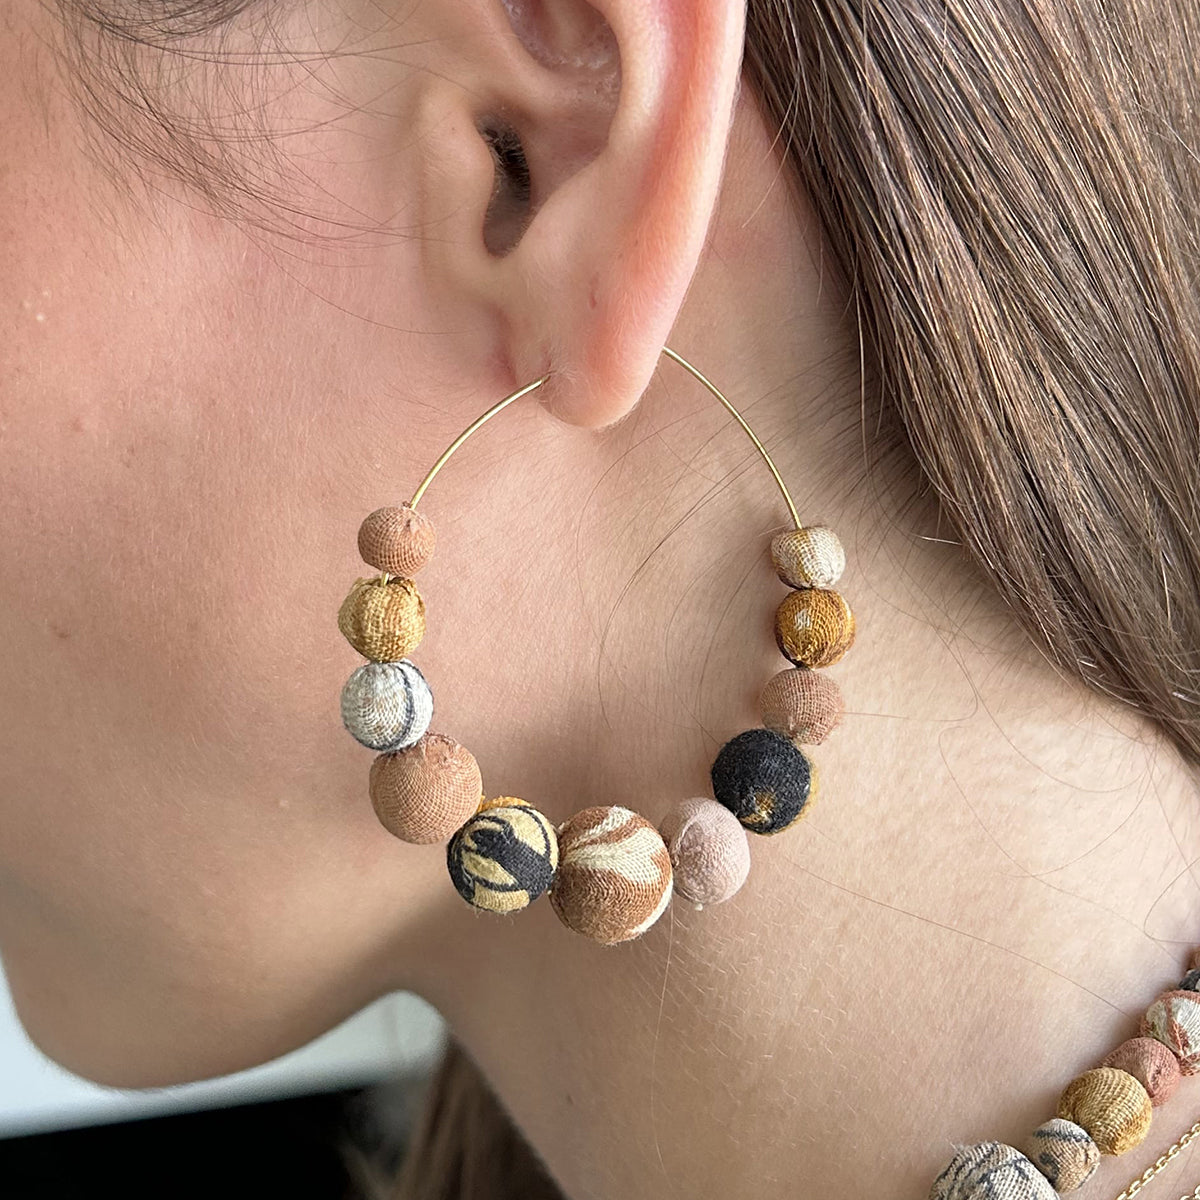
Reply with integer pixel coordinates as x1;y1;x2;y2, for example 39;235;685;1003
333;344;1200;1199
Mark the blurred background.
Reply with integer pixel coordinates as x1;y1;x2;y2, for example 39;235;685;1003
0;962;448;1198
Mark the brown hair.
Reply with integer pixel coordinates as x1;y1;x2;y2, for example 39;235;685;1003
46;0;1200;1193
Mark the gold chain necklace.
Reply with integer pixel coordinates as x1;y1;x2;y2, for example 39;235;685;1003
1113;1119;1200;1200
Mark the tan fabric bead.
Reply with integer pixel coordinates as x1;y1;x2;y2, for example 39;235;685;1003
769;525;845;589
369;733;483;844
1141;989;1200;1073
550;806;673;945
1101;1037;1181;1107
774;587;855;668
357;504;436;576
338;576;425;661
1056;1067;1152;1156
658;796;750;907
759;667;844;744
1022;1119;1099;1192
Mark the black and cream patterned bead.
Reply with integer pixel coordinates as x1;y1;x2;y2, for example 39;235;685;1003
447;799;559;914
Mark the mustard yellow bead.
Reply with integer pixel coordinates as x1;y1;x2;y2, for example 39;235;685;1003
338;575;426;661
1056;1067;1152;1156
774;587;855;668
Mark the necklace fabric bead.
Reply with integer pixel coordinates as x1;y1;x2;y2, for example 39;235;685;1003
1022;1119;1100;1192
930;1142;1059;1200
1056;1067;1152;1156
1140;990;1200;1073
769;524;846;589
759;666;844;745
774;586;856;668
710;727;817;835
357;504;436;577
446;800;559;914
1100;1037;1181;1107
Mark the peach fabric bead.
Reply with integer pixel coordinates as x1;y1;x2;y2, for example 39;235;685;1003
774;587;855;668
357;503;436;576
369;733;483;844
759;667;844;744
658;796;750;908
1101;1037;1181;1107
1055;1067;1152;1156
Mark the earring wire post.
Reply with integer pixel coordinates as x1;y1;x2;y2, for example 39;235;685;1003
408;345;803;532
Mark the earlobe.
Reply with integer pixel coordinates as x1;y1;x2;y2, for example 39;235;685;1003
416;0;748;430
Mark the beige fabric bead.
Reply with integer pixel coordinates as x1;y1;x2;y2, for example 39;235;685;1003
769;525;845;589
1022;1119;1099;1192
1141;989;1200;1073
658;796;750;907
369;733;483;844
774;587;855;668
759;667;844;744
1101;1037;1181;1106
358;504;436;576
338;575;425;661
1056;1067;1152;1155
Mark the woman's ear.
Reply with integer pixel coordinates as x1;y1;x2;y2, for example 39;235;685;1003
413;0;747;429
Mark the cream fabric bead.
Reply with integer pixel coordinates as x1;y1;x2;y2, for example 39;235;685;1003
1141;989;1200;1073
928;1142;1057;1199
658;797;750;908
769;525;845;589
1022;1119;1099;1192
341;659;433;752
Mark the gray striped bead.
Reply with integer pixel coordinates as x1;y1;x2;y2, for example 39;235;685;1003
341;659;433;752
1022;1119;1099;1192
929;1142;1058;1200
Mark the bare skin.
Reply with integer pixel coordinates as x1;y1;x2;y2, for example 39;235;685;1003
1;0;1198;1195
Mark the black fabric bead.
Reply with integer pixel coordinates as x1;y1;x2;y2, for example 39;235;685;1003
1181;968;1200;992
711;727;813;835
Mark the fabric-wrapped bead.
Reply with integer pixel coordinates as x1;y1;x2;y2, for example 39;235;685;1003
1022;1119;1099;1192
774;587;855;668
928;1142;1057;1199
769;525;845;589
711;728;816;835
759;667;844;745
447;800;558;914
1056;1067;1152;1155
338;575;426;661
357;503;436;577
1141;989;1200;1074
550;806;673;945
369;733;482;845
341;659;433;752
1101;1037;1181;1107
658;797;750;908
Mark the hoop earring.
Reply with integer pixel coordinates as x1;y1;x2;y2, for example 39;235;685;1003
336;345;855;946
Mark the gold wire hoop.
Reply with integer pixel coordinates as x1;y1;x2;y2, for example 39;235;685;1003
407;344;803;531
